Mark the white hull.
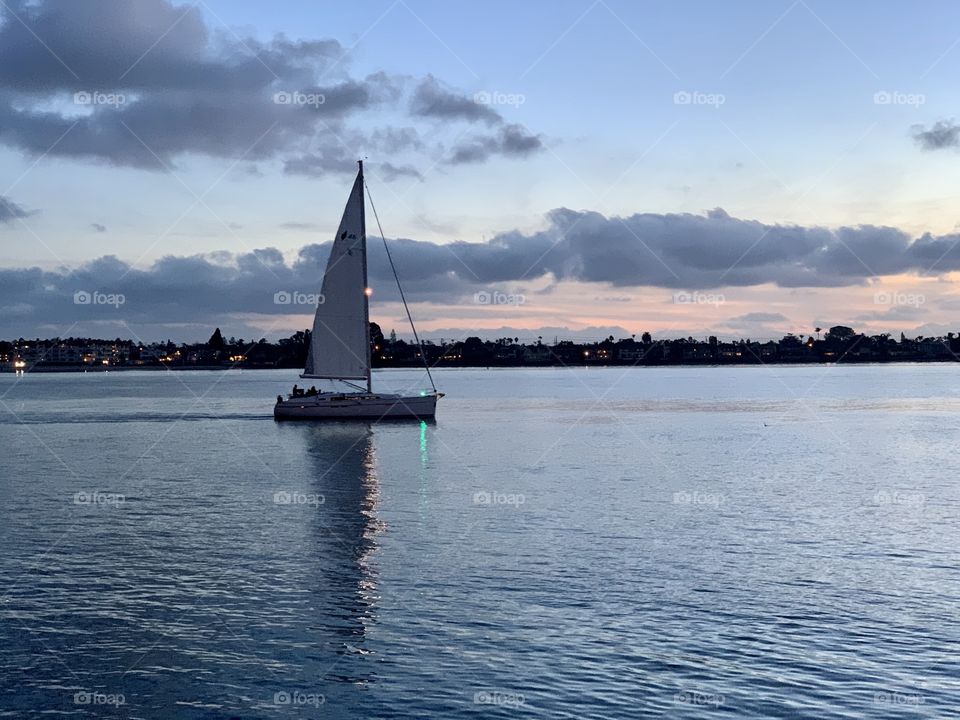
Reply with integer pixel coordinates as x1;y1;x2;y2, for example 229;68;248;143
274;392;440;420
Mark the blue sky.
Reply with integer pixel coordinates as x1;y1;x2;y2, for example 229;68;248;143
2;0;960;341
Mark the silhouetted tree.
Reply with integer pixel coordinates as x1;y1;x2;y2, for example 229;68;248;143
370;322;384;351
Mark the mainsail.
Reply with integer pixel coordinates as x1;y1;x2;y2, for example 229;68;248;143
302;165;371;383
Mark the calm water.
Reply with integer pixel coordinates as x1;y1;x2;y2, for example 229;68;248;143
1;365;959;718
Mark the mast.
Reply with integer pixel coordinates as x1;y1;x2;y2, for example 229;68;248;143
359;160;372;393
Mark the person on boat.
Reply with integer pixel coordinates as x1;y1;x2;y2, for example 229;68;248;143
292;384;303;397
306;386;318;396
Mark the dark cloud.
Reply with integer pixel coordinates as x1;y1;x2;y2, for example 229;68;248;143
0;196;32;223
410;75;501;125
409;76;543;164
0;0;364;167
3;207;960;338
0;0;541;172
310;208;960;291
912;120;960;150
379;162;423;182
448;124;543;164
90;223;107;233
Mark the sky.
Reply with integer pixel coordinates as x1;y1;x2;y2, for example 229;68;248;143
3;0;960;344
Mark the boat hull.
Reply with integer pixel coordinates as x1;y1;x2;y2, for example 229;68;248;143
274;392;439;420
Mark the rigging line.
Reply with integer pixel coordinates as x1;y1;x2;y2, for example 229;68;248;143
363;178;437;393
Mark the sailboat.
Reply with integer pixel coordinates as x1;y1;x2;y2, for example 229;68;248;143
274;161;443;420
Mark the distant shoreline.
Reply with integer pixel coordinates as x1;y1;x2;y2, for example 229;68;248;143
6;358;960;374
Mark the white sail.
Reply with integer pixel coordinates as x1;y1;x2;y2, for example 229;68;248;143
302;167;370;382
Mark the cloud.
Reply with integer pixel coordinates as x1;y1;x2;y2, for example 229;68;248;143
409;76;543;164
448;124;543;165
410;75;501;125
379;162;423;182
912;120;960;150
91;223;107;233
0;196;32;223
854;305;928;322
280;222;319;231
6;206;960;338
0;0;542;172
730;312;789;323
0;0;364;167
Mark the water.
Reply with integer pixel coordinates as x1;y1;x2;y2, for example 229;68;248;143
1;365;958;718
